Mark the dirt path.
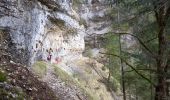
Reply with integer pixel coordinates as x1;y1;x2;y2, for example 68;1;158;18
42;63;83;100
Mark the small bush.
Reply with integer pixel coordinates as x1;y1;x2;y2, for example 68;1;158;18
0;86;27;99
101;66;106;71
107;77;120;92
73;0;83;7
84;49;93;58
0;71;7;82
79;18;88;28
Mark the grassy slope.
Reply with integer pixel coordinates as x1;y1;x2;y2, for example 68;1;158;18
53;64;97;100
32;60;117;100
32;61;47;78
32;61;96;100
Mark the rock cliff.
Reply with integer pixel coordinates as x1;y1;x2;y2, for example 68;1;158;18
0;0;112;64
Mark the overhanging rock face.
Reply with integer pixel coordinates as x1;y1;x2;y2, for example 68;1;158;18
0;0;112;65
0;0;85;65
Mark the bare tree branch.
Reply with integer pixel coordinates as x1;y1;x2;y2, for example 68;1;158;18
112;32;157;59
164;3;170;23
99;52;157;87
144;37;158;43
124;68;157;73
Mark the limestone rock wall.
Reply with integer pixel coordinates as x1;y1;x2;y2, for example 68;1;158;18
0;0;85;65
0;0;112;65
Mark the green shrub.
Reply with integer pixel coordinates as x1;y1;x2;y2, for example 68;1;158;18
108;77;120;92
84;49;93;58
0;71;7;82
101;66;106;71
79;18;87;28
0;86;27;100
73;0;83;7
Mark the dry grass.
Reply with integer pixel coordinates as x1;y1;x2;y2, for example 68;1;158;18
32;61;47;78
71;58;115;100
53;64;96;100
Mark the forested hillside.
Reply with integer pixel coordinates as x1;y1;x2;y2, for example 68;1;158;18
104;0;170;99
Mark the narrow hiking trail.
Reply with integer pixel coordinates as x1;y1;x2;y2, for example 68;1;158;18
42;63;86;100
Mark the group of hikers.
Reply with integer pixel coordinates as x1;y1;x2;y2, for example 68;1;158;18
46;47;62;64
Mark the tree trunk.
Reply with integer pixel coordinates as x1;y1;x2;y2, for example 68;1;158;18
119;34;126;100
154;1;169;99
155;74;167;100
155;16;167;100
116;0;126;98
108;69;111;82
135;83;138;100
155;24;167;100
149;64;153;100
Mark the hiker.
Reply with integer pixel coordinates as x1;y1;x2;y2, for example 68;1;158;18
47;48;53;61
55;57;62;64
47;53;52;61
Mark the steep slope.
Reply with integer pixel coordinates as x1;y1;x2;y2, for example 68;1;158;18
0;0;121;100
42;62;91;100
0;60;58;100
0;32;58;99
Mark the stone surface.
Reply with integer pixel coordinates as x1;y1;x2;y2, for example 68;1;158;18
0;0;112;65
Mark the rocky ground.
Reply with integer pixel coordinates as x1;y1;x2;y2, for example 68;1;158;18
0;45;91;100
0;55;58;100
42;63;89;100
